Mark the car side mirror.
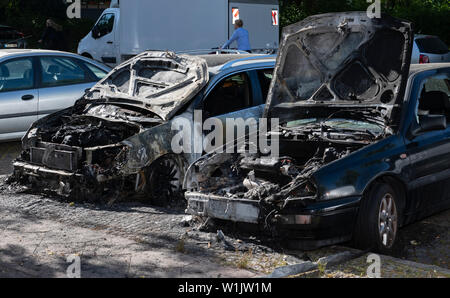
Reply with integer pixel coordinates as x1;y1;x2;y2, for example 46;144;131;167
410;115;447;137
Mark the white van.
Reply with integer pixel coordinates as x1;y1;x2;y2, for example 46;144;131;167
78;0;280;66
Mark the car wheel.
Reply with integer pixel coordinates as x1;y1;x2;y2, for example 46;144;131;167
147;156;183;207
353;182;400;253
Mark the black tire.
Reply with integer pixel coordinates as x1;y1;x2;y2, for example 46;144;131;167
353;182;400;253
146;156;184;207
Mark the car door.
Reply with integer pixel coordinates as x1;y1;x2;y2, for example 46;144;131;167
36;56;107;120
91;12;117;65
0;57;38;141
405;70;450;217
200;70;268;153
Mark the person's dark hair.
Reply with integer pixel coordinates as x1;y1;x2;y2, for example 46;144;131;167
235;19;244;27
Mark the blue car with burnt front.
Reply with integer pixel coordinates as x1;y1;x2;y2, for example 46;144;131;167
184;12;450;252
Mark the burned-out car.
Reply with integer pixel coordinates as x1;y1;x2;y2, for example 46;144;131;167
184;12;450;252
11;51;275;205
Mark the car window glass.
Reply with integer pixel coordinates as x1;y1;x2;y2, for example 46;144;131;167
40;56;88;87
93;13;115;38
203;72;253;118
257;69;274;99
416;74;450;124
82;61;108;80
0;58;34;92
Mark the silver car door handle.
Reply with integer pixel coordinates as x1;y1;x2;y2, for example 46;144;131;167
21;94;34;101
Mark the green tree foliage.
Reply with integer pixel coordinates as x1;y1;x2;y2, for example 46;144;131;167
280;0;450;45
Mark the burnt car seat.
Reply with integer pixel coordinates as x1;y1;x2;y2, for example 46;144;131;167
43;65;61;85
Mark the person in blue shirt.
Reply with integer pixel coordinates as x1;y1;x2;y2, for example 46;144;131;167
221;19;251;53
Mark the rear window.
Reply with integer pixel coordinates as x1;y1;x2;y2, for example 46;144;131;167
0;27;19;40
415;37;449;55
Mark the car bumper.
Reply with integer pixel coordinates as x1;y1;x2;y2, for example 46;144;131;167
185;191;361;249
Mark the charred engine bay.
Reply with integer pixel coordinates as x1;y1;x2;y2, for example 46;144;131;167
13;100;163;202
194;121;386;213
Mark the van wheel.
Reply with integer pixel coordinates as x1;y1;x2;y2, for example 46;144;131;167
353;182;400;253
146;156;183;207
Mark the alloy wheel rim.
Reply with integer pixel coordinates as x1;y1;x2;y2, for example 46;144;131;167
378;193;398;248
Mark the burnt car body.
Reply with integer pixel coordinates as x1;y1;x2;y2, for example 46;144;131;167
184;12;450;251
12;51;275;204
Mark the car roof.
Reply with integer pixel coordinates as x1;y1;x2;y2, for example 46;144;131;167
198;54;276;75
409;63;450;75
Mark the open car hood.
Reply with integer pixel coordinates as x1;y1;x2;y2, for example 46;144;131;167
87;51;209;121
264;12;413;126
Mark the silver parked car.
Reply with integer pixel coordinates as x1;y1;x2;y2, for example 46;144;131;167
412;35;450;64
0;49;111;142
